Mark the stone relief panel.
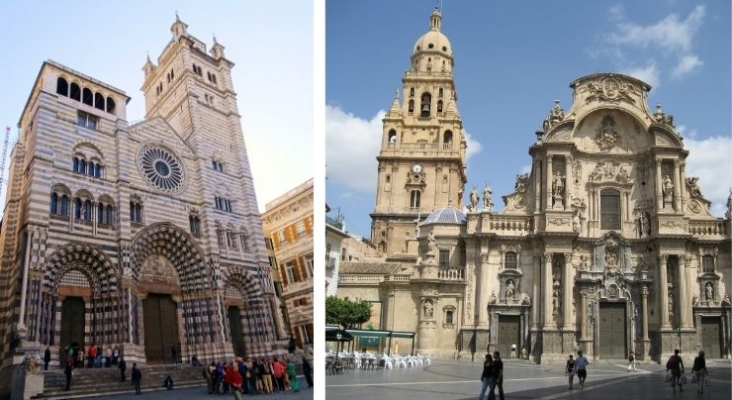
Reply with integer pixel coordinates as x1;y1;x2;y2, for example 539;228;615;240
572;112;651;154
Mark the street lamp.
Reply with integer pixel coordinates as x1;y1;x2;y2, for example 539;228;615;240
336;332;343;373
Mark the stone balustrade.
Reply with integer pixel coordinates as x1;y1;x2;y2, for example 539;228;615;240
385;274;412;282
488;216;533;233
689;220;728;236
339;275;384;284
437;267;464;281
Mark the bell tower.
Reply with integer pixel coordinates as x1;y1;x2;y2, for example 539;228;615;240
371;8;467;256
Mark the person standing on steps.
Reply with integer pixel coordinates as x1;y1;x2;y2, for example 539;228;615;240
64;361;73;390
43;347;51;371
131;362;142;395
575;350;589;388
119;356;127;382
492;351;504;400
171;345;178;365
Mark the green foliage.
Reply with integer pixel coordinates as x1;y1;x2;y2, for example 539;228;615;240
325;296;372;330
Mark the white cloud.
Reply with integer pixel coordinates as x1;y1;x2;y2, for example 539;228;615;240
326;105;384;192
622;61;661;88
326;104;484;192
606;5;705;53
520;165;532;174
672;54;703;77
684;135;732;217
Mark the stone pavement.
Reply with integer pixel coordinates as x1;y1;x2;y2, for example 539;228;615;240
326;359;731;399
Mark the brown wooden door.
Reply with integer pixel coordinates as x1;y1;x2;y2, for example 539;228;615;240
599;302;626;359
497;315;520;357
143;294;180;363
701;317;722;358
228;306;246;357
60;297;85;368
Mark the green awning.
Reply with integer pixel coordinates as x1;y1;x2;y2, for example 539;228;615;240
390;331;415;339
346;329;390;338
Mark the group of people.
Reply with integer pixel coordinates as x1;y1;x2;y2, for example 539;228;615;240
564;351;589;390
203;355;312;399
666;349;710;394
50;344;123;370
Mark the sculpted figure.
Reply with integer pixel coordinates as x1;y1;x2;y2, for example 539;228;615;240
469;186;479;210
705;282;714;301
552;171;565;196
483;182;492;210
505;280;515;299
726;189;732;219
662;175;674;203
427;231;436;255
423;300;433;319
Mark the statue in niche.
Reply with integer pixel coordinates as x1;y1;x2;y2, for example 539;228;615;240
662;175;674;203
692;295;699;307
636;212;651;238
637;255;648;272
552;289;561;315
427;231;436;255
578;255;589;271
668;292;674;317
489;291;497;305
483;182;493;211
423;300;433;319
469;186;479;211
705;282;714;301
552;171;565;197
722;293;731;306
505;280;515;299
572;210;581;233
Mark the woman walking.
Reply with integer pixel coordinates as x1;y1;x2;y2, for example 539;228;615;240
627;351;636;372
691;350;709;394
287;356;300;393
476;353;496;400
566;354;576;389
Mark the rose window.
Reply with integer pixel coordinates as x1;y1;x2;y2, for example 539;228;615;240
139;146;184;192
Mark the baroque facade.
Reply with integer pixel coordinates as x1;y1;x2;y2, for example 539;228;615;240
0;16;281;387
261;179;314;350
337;8;732;363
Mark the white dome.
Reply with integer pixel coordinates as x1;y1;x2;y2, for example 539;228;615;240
421;207;466;225
412;8;452;58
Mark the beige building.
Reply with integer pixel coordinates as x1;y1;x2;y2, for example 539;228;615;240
0;16;282;393
261;179;314;349
337;8;731;363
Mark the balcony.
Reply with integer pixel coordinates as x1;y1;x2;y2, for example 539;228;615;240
437;267;464;281
689;220;728;237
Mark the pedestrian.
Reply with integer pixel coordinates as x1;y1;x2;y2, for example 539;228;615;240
119;356;127;382
627;351;636;372
64;362;73;390
575;350;589;388
302;355;313;389
87;344;96;368
691;350;709;394
261;358;273;393
171;345;178;365
476;353;496;400
565;354;576;389
246;358;257;394
131;362;142;395
43;347;51;371
273;357;285;391
164;375;174;390
205;362;215;394
665;349;684;393
288;336;296;354
287;356;299;393
510;344;516;359
493;351;504;400
112;346;119;366
225;361;244;400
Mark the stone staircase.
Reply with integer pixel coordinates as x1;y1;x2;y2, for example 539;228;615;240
33;364;205;399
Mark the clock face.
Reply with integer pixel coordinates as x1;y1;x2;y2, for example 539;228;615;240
412;164;423;173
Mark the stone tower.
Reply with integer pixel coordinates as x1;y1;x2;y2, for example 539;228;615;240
371;8;468;256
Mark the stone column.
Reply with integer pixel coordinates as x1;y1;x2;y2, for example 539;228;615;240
679;162;687;212
563;253;574;329
679;256;692;328
659;255;671;329
673;159;681;212
476;252;489;328
544;254;555;329
580;293;588;339
564;158;572;211
546;156;553;212
642;285;651;360
656;158;663;211
531;255;540;330
534;160;542;211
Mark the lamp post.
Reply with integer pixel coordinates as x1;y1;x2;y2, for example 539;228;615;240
336;332;342;365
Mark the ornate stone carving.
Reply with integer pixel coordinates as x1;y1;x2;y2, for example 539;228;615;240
578;255;590;271
594;115;620;151
661;220;683;229
636;255;648;272
489;291;497;305
653;103;675;127
483;182;493;211
514;173;529;194
505;279;515;299
548;218;570;226
726;189;732;219
543;99;565;131
686;177;703;199
588;161;623;182
469;186;479;211
24;354;41;375
421;287;439;297
521;293;531;306
704;282;714;301
422;299;434;319
692;295;699;306
662;175;674;204
687;200;702;214
585;77;637;105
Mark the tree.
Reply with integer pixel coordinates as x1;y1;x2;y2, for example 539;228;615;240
325;296;372;330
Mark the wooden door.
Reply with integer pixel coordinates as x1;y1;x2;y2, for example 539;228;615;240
60;297;85;368
497;315;520;357
700;317;722;358
143;294;180;363
228;306;246;357
599;302;626;359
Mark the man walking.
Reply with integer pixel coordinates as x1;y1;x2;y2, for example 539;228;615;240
666;349;685;393
43;347;51;371
119;356;127;382
575;350;589;388
131;363;142;395
64;362;73;390
492;351;504;400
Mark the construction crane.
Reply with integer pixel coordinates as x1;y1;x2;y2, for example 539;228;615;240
0;126;10;192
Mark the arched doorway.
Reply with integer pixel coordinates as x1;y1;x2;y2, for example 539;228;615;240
228;306;246;357
59;297;85;368
598;301;627;359
143;294;180;363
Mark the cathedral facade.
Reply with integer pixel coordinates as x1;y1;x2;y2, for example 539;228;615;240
0;16;280;385
337;9;731;363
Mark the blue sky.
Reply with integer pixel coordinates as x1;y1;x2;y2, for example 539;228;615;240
0;0;313;214
326;0;732;238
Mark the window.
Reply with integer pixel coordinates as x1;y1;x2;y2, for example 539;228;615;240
226;231;236;248
192;64;202;76
265;238;274;250
239;234;250;251
409;88;414;98
96;203;114;226
305;257;314;278
75;199;92;221
410;190;421;208
437;100;443;113
285;262;296;284
505;252;517;269
50;193;58;214
215;196;233;212
438;88;443;98
129;201;143;223
702;255;714;273
70;83;81;101
212;160;224;172
94;93;105;111
439;249;449;267
217;229;225;247
408;100;414;114
77;111;99;130
420;93;432;117
445;310;454;324
51;191;69;216
56;77;68;96
82;88;93;106
207;72;217;84
600;189;621;230
189;215;201;235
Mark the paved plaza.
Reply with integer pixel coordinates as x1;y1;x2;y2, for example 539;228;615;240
326;359;731;400
56;383;313;400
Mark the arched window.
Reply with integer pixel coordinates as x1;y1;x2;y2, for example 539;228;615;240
437;100;443;113
73;157;79;173
438;88;443;98
70;83;81;101
79;159;86;174
600;189;621;230
445;309;454;324
409;88;415;98
106;204;113;225
74;198;82;219
94;92;105;111
240;233;250;251
87;161;95;176
129;200;143;223
505;252;517;269
388;129;397;144
82;88;93;106
56;78;69;97
94;163;101;178
443;130;453;148
408;100;414;114
97;203;104;223
60;195;69;216
50;193;58;214
83;200;92;221
702;255;714;273
420;93;432;117
189;215;201;235
106;97;116;114
410;190;421;208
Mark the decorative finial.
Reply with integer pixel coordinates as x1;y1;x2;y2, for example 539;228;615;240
656;103;662;112
175;10;180;21
213;33;217;44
